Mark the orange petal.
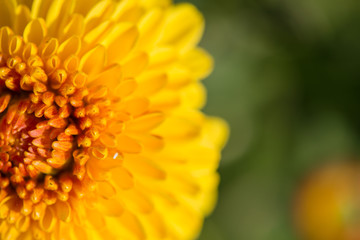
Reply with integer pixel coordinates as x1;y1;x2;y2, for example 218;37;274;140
32;161;53;174
111;167;134;190
126;112;164;132
116;134;142;153
55;200;71;222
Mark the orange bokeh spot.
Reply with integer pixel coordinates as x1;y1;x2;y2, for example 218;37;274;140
294;161;360;240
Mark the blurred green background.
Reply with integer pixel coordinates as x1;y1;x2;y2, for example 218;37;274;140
174;0;360;239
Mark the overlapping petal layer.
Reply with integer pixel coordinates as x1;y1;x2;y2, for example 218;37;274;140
0;0;228;239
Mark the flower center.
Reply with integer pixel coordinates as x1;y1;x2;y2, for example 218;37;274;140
0;27;117;205
0;103;41;166
0;99;75;187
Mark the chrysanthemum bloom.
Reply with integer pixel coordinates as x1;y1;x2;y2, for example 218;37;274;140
0;0;228;239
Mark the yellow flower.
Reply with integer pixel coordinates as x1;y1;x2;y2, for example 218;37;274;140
0;0;228;239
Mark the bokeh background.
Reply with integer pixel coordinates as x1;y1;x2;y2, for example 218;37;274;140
173;0;360;239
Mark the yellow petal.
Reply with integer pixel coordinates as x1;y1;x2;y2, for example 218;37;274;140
39;207;56;232
139;211;167;239
60;14;84;41
0;1;14;28
124;155;166;180
72;226;88;240
41;38;58;58
97;181;116;199
154;113;201;139
149;90;180;111
149;47;178;67
135;72;167;96
87;158;110;181
64;55;80;73
115;79;137;98
73;0;100;16
126;112;164;132
102;23;139;64
180;48;214;80
9;35;23;56
116;134;142;153
117;210;145;240
204;117;230;149
89;64;122;87
45;0;74;36
180;82;206;109
136;8;164;50
83;20;113;48
86;209;105;230
160;3;204;53
123;97;149;117
57;36;81;60
99;132;117;149
84;0;114;33
97;197;124;217
166;65;192;89
111;0;138;21
165;203;202;239
22;42;37;60
15;216;30;233
79;45;106;75
122;52;148;78
121;188;154;214
95;152;123;170
14;5;31;35
3;226;20;240
23;19;47;45
0;27;13;55
111;166;134;190
31;0;52;19
55;200;71;222
130;134;164;152
140;0;170;8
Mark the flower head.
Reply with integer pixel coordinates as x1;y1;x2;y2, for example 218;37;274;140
0;0;228;239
